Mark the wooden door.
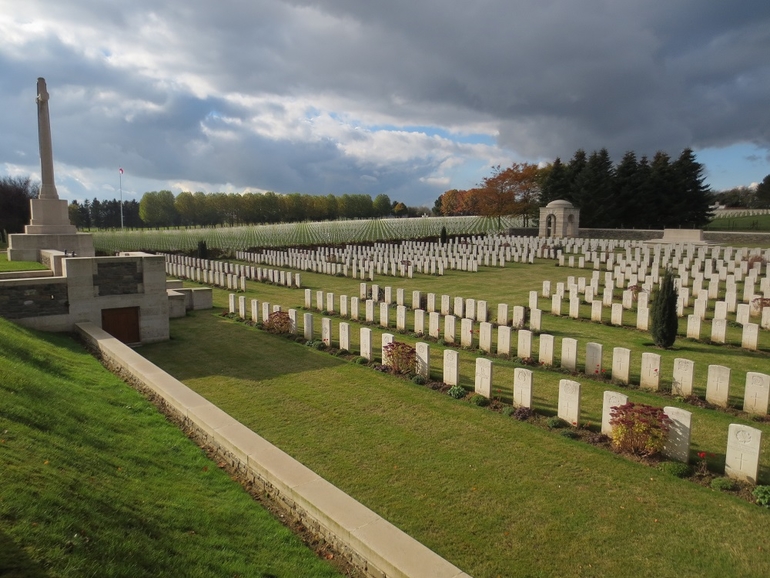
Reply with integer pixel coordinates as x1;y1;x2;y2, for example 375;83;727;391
101;307;140;344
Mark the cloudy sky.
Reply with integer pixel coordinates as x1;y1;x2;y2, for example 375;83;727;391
1;1;769;208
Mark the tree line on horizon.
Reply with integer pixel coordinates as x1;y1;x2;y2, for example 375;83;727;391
65;191;429;229
435;148;718;229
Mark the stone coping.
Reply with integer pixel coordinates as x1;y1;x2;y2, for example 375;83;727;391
76;321;469;578
0;270;54;280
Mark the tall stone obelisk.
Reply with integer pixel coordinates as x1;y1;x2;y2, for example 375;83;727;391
7;78;94;261
25;77;76;233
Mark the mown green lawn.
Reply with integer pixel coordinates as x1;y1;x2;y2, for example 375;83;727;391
0;318;344;578
139;259;770;578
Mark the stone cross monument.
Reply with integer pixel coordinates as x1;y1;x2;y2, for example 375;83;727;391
36;77;59;201
7;78;94;260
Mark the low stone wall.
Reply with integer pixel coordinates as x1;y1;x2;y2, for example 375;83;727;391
578;228;663;240
703;231;770;245
0;277;69;319
76;321;469;578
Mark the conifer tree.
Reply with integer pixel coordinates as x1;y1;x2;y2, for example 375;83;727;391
650;268;679;349
672;148;713;227
539;157;570;206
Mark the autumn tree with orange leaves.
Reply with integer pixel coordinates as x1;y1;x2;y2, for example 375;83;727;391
474;162;543;228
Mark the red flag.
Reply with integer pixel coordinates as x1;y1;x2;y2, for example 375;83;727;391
119;167;124;174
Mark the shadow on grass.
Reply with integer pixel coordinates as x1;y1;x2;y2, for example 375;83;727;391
141;311;349;383
0;530;50;578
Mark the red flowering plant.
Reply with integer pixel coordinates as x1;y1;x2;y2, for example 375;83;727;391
609;402;671;457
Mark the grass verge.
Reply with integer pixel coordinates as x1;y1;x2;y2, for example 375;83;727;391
0;317;345;578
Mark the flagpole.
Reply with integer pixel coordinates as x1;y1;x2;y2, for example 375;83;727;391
119;168;124;229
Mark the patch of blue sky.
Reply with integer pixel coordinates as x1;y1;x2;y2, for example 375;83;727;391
695;143;770;191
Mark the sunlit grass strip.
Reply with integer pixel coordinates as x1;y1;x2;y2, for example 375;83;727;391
0;317;342;577
92;215;526;253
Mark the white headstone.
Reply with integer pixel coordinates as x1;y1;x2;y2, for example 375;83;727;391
444;315;457;344
339;322;350;351
321;317;332;346
743;372;770;415
443;349;459;386
725;424;762;483
513;368;533;408
601;391;628;435
585;342;603;377
381;333;394;366
497;325;511;356
538;334;554;366
663;406;692;463
475;358;493;398
303;312;314;341
611;347;631;384
360;327;372;360
706;365;731;407
460;318;474;348
558;380;581;426
479;321;493;353
517;330;533;359
639;352;661;390
561;337;577;371
672;358;695;397
416;342;430;379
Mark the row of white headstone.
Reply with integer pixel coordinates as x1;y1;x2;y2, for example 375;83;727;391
164;254;301;289
227;297;765;485
297;289;768;415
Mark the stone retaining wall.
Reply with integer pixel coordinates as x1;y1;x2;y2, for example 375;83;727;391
76;321;469;578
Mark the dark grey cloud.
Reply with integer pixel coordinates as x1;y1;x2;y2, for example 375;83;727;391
1;0;769;204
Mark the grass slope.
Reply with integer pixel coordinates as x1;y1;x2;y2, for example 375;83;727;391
0;318;343;578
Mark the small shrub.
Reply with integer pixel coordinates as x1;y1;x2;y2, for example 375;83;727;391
383;341;417;375
513;406;534;421
447;385;466;399
502;406;515;417
470;394;490;407
753;485;770;508
659;462;692;478
560;430;579;439
546;416;566;429
263;311;292;334
411;375;426;385
609;402;670;457
312;340;327;350
711;478;736;492
354;356;368;365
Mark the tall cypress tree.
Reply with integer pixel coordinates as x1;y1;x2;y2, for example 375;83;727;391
650;268;679;349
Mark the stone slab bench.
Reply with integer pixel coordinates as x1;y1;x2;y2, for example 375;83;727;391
76;321;469;578
647;229;711;245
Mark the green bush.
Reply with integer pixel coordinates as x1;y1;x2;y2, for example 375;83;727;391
659;462;692;478
547;416;566;429
502;406;515;417
470;394;490;407
609;402;670;457
710;478;736;491
753;485;770;507
447;384;466;399
560;430;579;439
354;356;368;365
411;375;426;385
